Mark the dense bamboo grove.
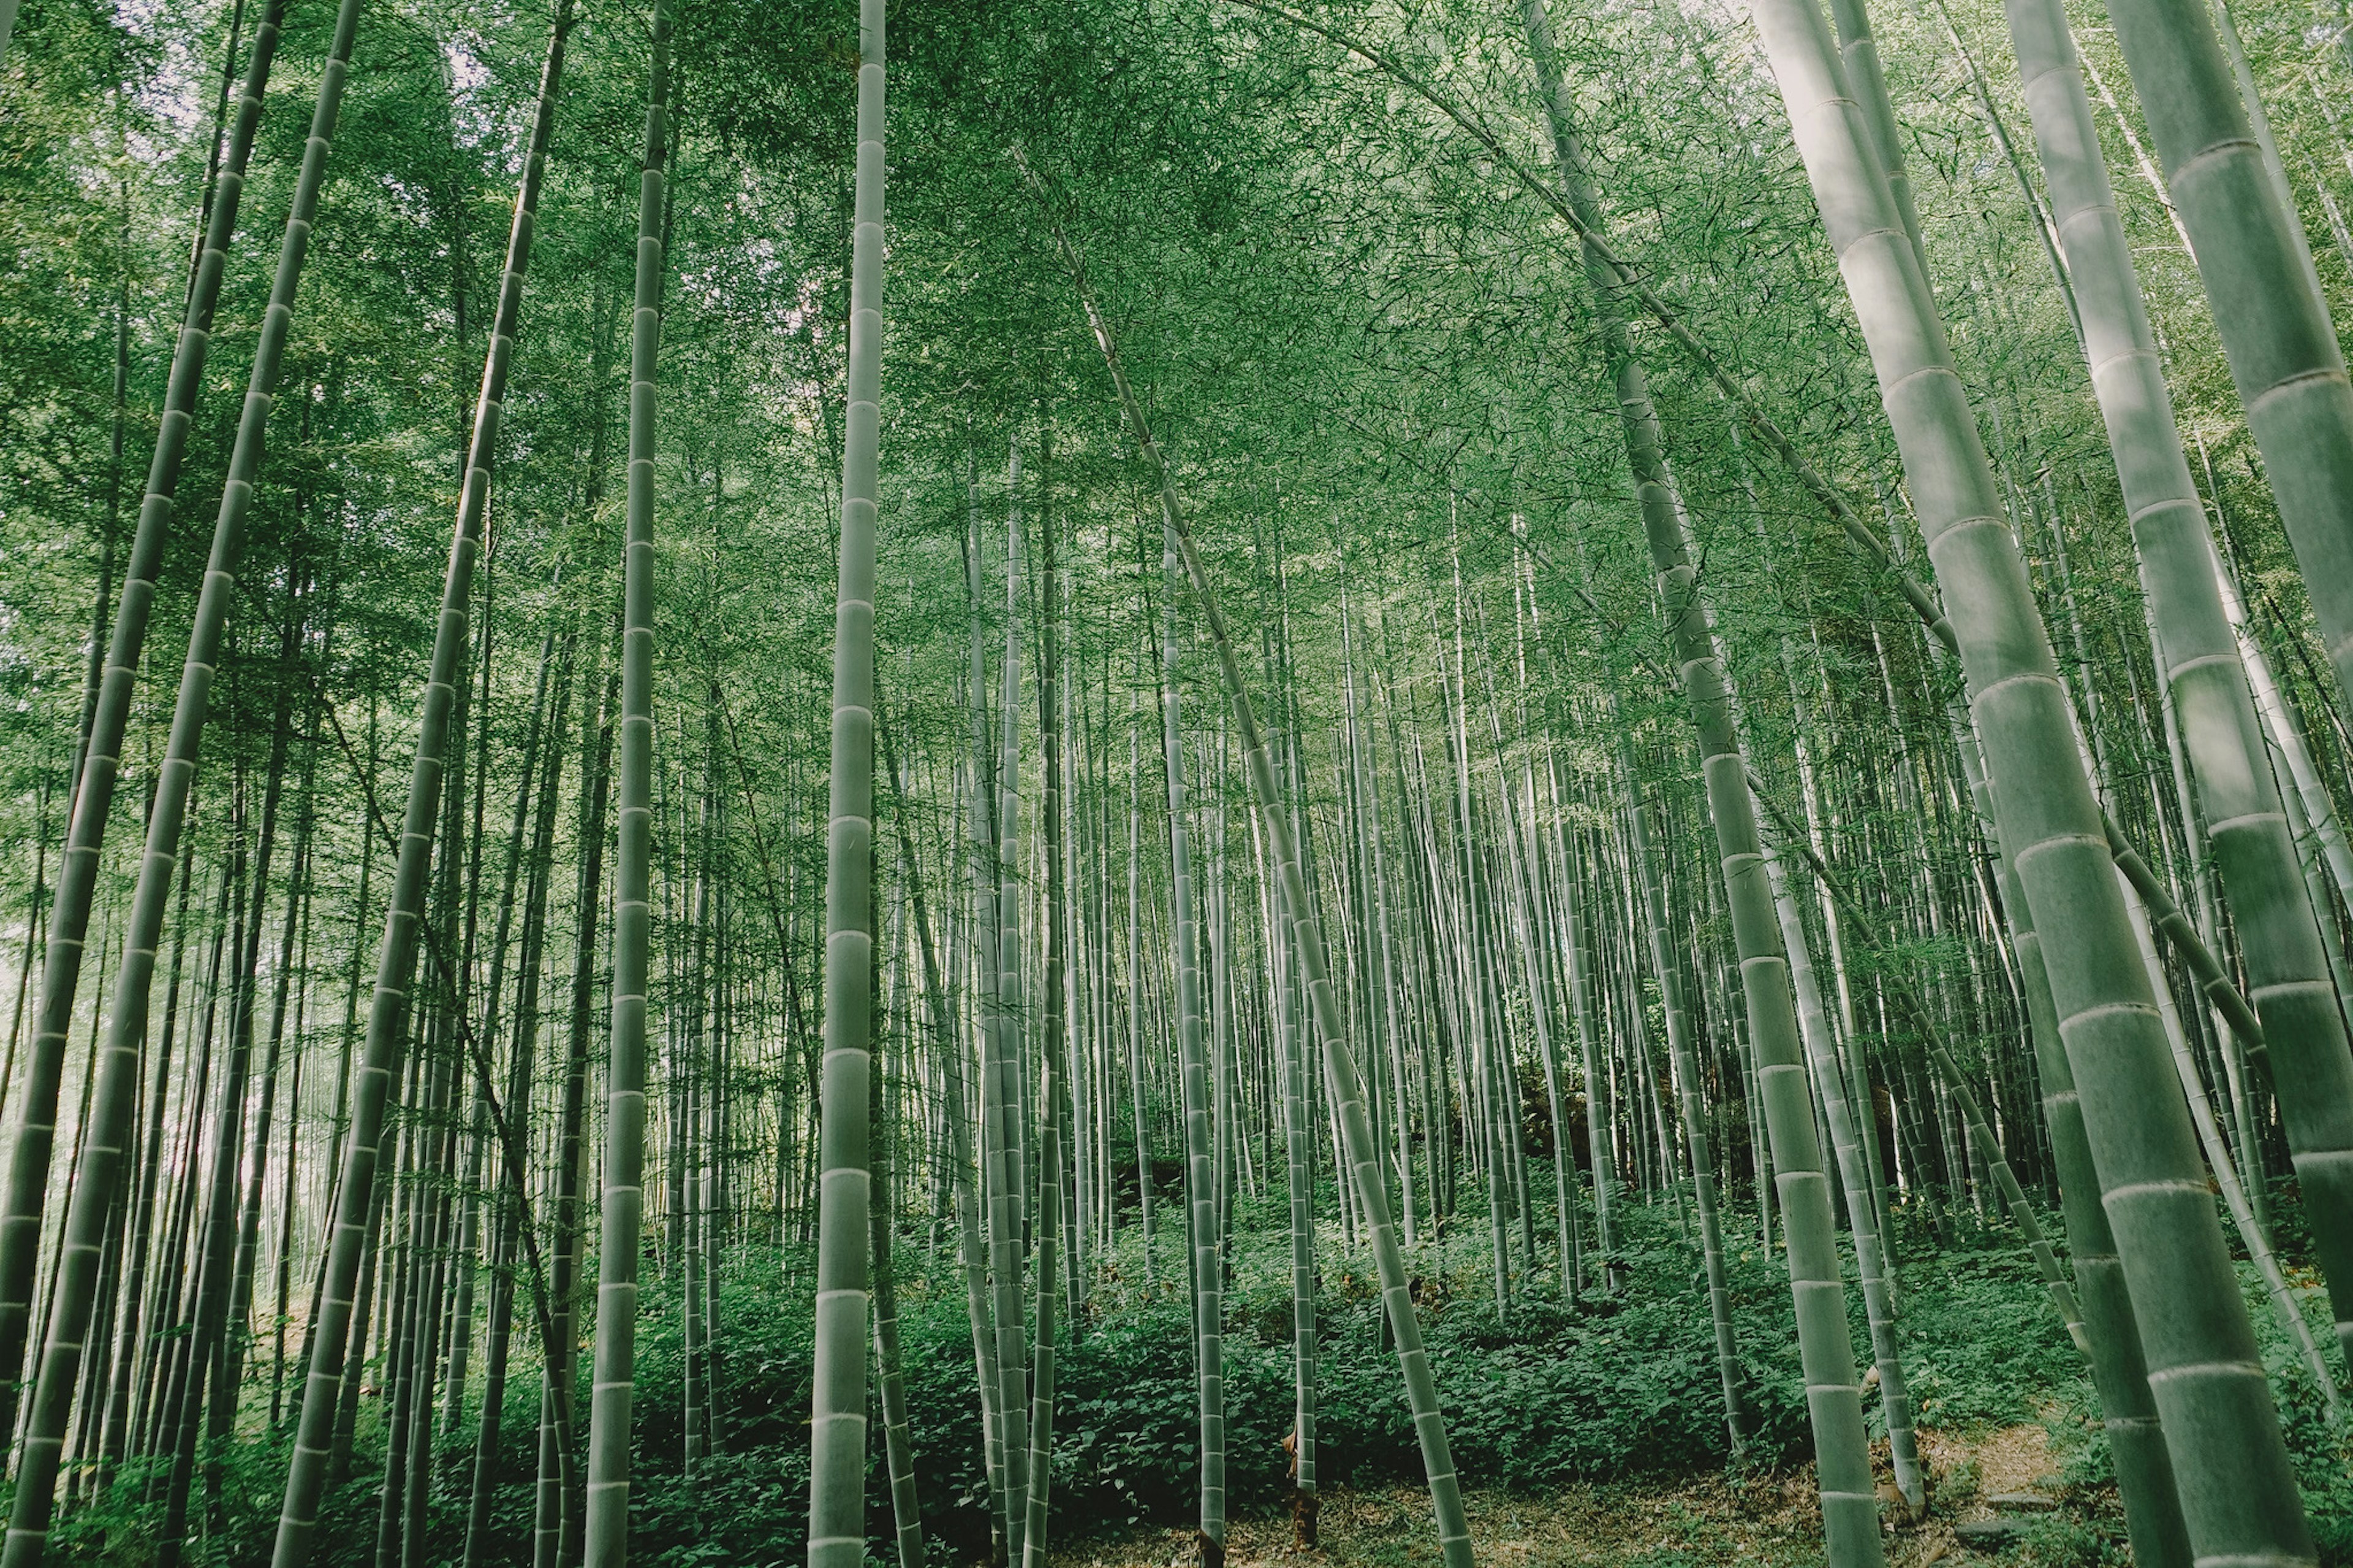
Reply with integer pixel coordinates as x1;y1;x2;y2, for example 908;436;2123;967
3;0;2353;1562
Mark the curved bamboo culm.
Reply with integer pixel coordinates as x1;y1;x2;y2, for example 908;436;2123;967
582;9;672;1564
1159;519;1226;1568
1741;0;2316;1554
1025;157;1476;1568
0;0;287;1450
2099;0;2353;715
806;4;885;1562
1521;6;1871;1546
1996;0;2353;1371
9;3;370;1555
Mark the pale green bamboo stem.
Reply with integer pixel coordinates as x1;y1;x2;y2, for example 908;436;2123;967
581;10;670;1561
969;475;1023;1567
1528;1;1867;1517
990;450;1033;1563
1158;517;1226;1568
1759;833;1923;1504
1999;0;2353;1368
1745;0;2316;1548
1020;445;1071;1568
807;4;884;1562
0;0;289;1452
2101;0;2353;716
1608;716;1745;1457
1032;165;1476;1568
1276;898;1319;1534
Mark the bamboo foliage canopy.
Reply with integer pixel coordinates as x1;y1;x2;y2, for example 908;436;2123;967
0;0;2351;1565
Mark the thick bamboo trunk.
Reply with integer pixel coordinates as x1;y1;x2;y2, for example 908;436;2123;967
579;10;671;1559
808;17;885;1555
1742;0;2316;1548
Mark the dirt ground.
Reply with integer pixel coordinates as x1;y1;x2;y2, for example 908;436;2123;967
1061;1425;2082;1568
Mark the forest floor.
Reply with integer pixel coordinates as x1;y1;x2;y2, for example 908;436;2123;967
1064;1421;2103;1568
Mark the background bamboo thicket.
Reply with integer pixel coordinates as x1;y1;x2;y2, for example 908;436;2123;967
2;0;2353;1563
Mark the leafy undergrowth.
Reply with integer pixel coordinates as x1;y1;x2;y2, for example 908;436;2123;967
45;1181;2353;1566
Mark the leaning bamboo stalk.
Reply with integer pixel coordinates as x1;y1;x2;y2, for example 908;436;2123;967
18;0;347;1540
1745;770;2084;1339
1025;155;1476;1568
0;0;290;1450
2099;0;2353;717
1757;825;1925;1504
1298;0;2270;1120
1991;0;2353;1366
269;10;579;1558
1523;0;1870;1524
1741;0;2314;1542
1605;711;1744;1456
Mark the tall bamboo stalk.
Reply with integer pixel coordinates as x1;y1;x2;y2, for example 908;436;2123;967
1994;0;2353;1369
581;7;671;1559
2101;0;2353;716
1029;159;1476;1568
809;6;885;1557
1159;503;1226;1568
0;0;291;1451
1521;6;1870;1537
1741;0;2316;1551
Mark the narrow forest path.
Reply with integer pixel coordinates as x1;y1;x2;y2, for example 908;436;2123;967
1067;1424;2099;1568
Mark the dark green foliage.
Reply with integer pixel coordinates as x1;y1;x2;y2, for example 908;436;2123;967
21;1183;2353;1566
